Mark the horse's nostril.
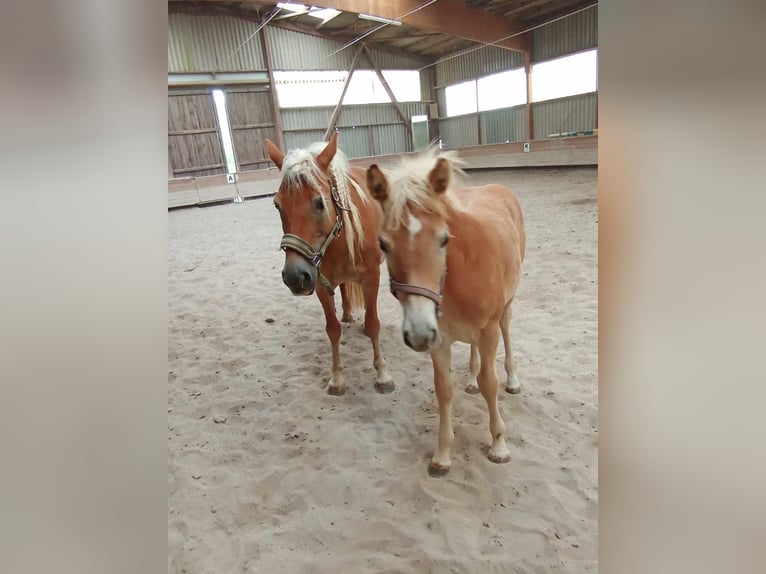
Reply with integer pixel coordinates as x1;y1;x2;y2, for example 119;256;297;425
299;270;311;287
403;331;412;348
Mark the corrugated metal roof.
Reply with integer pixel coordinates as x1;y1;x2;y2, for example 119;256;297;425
281;108;335;131
335;126;371;158
267;26;423;71
480;106;526;144
439;115;479;149
533;92;597;138
339;103;428;126
371;124;411;156
435;45;524;87
533;6;598;63
284;130;325;152
168;14;266;72
281;103;427;131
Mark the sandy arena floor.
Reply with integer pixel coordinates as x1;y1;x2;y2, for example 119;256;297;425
168;166;598;573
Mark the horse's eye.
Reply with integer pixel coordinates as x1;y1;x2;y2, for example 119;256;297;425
378;237;389;253
440;234;449;247
312;197;325;211
273;202;281;211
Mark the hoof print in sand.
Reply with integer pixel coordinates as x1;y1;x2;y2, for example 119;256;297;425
428;463;450;477
374;380;395;394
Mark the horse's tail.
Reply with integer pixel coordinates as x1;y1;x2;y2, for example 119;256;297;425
345;281;366;311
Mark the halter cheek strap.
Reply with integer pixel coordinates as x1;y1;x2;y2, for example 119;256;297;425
279;177;347;296
280;217;342;268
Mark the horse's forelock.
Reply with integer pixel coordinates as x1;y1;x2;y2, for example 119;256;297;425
383;150;462;229
278;142;366;264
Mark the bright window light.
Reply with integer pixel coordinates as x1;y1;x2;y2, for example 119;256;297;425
274;71;347;107
277;3;308;13
274;70;420;108
342;70;421;105
382;70;421;102
308;8;341;22
477;68;526;111
445;80;477;117
276;4;341;23
532;49;598;103
358;13;403;26
345;71;388;105
212;89;237;173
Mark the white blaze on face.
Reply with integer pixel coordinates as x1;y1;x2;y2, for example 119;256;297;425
407;214;422;239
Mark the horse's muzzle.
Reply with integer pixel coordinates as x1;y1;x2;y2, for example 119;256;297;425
403;327;437;352
282;258;317;296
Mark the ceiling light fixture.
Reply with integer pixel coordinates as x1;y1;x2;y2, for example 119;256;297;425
276;3;309;13
358;13;403;26
308;8;342;22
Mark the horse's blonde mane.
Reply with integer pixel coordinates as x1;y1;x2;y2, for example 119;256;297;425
281;141;367;263
381;149;464;228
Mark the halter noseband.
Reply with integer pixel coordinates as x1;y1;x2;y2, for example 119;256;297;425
279;176;348;296
389;265;447;315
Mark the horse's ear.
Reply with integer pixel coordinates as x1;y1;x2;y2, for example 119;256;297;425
316;132;339;171
366;164;389;207
265;139;284;170
428;157;451;195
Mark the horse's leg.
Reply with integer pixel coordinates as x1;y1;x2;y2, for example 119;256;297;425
316;287;345;396
339;283;353;323
500;302;521;394
477;326;511;464
465;344;480;394
362;273;394;394
429;344;454;476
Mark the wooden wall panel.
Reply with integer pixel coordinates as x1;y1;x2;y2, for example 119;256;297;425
226;88;277;172
168;91;226;177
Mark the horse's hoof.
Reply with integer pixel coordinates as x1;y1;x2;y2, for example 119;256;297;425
327;385;347;396
505;386;521;395
341;314;353;323
428;462;450;477
488;452;511;464
374;380;395;394
464;384;480;395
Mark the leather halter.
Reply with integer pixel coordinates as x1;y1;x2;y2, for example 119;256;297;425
279;176;348;296
389;265;447;315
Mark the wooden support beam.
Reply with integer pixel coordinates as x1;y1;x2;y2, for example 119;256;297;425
168;127;219;136
475;79;482;144
260;25;286;153
524;37;534;141
408;33;460;54
428;65;439;144
323;45;363;141
230;123;275;130
361;44;413;137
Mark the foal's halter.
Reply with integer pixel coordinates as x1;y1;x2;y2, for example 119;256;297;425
389;265;447;315
279;175;348;296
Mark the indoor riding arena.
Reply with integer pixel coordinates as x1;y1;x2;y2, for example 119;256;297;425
168;2;598;572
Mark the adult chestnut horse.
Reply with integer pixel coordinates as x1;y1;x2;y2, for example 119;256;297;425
265;133;395;395
366;151;525;476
